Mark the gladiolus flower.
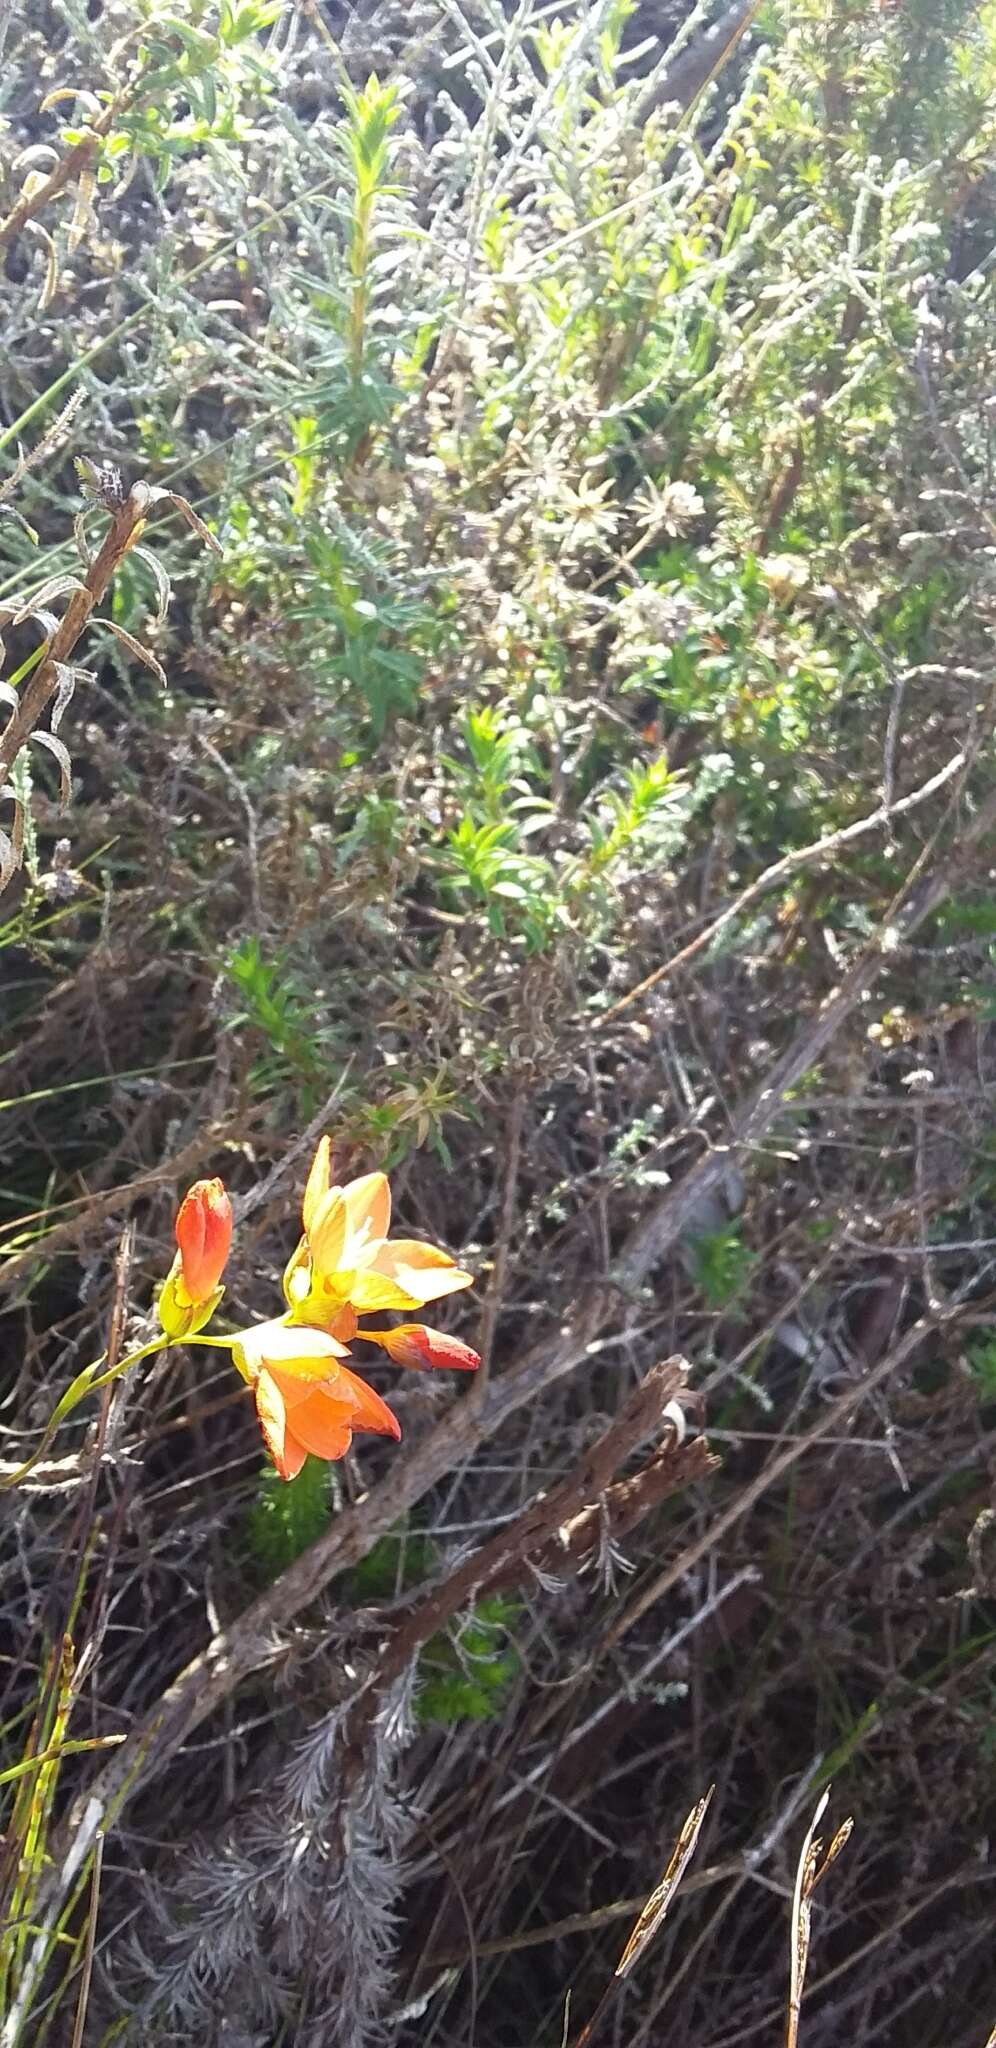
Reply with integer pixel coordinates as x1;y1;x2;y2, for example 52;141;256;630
231;1316;400;1481
158;1177;232;1340
362;1324;481;1373
284;1141;475;1329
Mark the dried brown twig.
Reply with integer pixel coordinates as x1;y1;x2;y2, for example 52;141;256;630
350;1360;711;1716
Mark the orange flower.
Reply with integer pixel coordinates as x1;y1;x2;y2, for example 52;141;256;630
284;1138;475;1328
232;1317;400;1481
175;1178;233;1300
362;1324;481;1372
159;1177;233;1340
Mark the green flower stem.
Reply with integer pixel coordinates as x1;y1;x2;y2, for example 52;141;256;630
0;1332;171;1491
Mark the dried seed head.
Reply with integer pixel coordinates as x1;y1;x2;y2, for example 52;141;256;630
75;456;127;509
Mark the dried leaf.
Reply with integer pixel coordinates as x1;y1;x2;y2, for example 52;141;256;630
99;618;167;688
26;220;60;311
40;87;102;115
13;607;60;643
132;543;173;624
13;574;87;619
50;662;93;733
0;782;24;889
616;1787;714;1978
786;1790;852;2048
0;827;19;891
148;487;222;555
73;509;92;566
68;160;97;254
13;144;61;173
31;730;73;808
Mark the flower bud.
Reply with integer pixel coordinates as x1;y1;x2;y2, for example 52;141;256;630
363;1324;480;1372
175;1178;232;1302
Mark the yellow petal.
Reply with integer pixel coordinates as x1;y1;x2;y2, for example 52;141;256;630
282;1234;311;1308
308;1190;348;1275
347;1270;426;1313
340;1172;391;1259
303;1137;337;1235
355;1239;474;1308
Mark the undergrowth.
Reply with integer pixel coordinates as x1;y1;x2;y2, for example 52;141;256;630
2;0;996;2042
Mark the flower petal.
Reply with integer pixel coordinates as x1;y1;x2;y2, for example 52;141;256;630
346;1270;426;1313
234;1316;349;1383
303;1136;335;1236
329;1303;358;1345
279;1384;355;1462
334;1364;402;1439
341;1172;391;1259
267;1364;339;1411
355;1239;474;1308
255;1368;307;1481
308;1190;348;1274
362;1324;481;1372
282;1234;311;1308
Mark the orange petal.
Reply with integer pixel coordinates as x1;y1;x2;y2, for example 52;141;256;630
335;1364;401;1440
267;1363;339;1411
280;1385;355;1462
329;1303;358;1344
355;1239;474;1308
341;1172;391;1259
255;1368;307;1481
362;1324;480;1372
303;1136;335;1235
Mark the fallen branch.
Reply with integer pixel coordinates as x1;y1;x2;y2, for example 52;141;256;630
359;1361;713;1710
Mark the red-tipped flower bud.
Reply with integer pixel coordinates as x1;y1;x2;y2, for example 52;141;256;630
366;1324;480;1372
175;1178;232;1303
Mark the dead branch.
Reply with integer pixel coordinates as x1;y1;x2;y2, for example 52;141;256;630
362;1362;710;1702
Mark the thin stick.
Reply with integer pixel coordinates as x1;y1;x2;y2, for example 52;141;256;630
69;1831;103;2048
475;1088;524;1386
